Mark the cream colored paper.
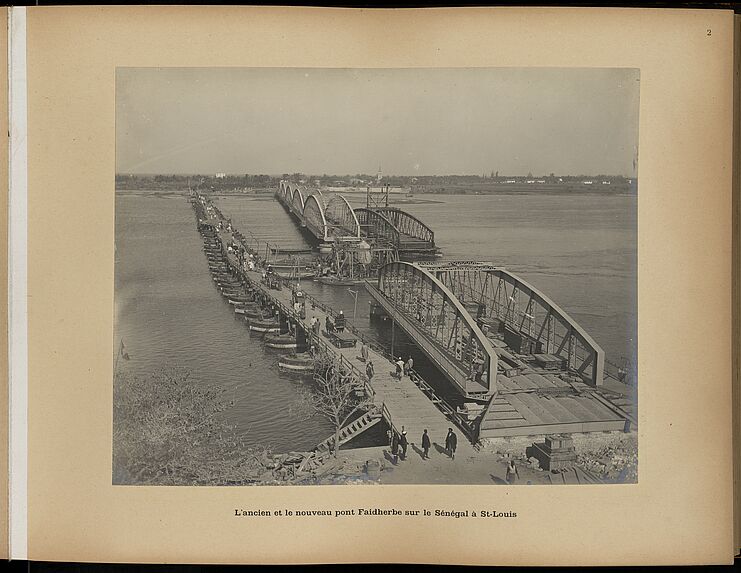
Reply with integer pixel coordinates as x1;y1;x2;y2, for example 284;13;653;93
24;6;735;565
0;6;9;561
733;13;741;557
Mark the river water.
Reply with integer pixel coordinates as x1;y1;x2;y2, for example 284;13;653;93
115;190;636;452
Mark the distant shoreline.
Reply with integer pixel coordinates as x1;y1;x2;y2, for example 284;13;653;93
115;187;636;199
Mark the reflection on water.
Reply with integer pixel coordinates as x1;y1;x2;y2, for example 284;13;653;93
115;190;636;452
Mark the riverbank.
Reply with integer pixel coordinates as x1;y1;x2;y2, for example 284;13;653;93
306;429;637;485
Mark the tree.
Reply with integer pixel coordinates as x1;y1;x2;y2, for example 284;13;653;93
290;357;375;458
113;367;272;485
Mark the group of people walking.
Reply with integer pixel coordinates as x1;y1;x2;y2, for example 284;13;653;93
388;427;458;463
309;316;321;337
394;356;414;379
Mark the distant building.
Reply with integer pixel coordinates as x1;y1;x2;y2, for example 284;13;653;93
215;173;226;179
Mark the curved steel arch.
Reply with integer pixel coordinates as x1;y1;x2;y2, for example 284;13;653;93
290;185;306;216
425;263;605;386
325;194;360;239
280;181;295;209
355;207;401;247
371;261;498;398
373;207;435;244
303;193;329;242
277;181;288;206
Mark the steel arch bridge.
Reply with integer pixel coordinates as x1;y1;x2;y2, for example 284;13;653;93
302;194;329;241
289;185;305;216
355;208;403;248
372;207;434;244
417;261;606;386
366;261;499;399
276;182;436;253
325;195;361;239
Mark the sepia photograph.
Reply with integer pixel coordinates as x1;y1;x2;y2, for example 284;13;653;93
113;67;639;487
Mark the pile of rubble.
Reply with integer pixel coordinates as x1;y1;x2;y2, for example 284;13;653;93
250;450;387;485
574;434;638;483
250;450;333;484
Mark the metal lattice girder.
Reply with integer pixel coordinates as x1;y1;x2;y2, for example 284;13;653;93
372;208;435;245
429;264;605;386
355;208;401;247
417;261;498;271
374;261;498;397
325;195;361;239
303;194;329;242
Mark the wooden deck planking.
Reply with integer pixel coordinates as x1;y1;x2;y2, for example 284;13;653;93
534;395;582;424
558;394;614;422
575;394;625;421
528;372;559;388
501;393;547;426
496;375;519;391
514;392;563;425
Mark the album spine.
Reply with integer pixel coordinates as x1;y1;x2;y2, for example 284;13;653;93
733;12;741;559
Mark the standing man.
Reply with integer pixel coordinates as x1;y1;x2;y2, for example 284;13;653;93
360;343;369;363
395;357;405;379
399;429;409;461
405;355;414;375
421;429;431;460
366;360;374;381
445;427;457;460
391;431;399;465
505;459;520;484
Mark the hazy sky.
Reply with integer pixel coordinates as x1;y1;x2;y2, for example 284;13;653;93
116;67;639;177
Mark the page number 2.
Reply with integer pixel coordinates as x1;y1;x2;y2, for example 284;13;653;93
707;29;712;36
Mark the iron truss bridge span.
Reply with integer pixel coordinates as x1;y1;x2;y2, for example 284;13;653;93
355;207;436;257
276;182;436;255
416;261;606;387
366;261;499;400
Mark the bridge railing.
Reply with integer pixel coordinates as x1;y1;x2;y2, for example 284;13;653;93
302;288;478;441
